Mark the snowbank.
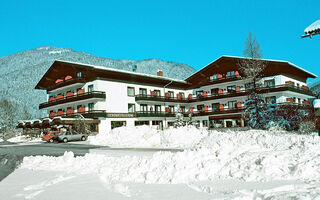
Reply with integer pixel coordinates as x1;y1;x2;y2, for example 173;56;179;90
21;129;320;184
89;125;208;148
7;135;42;143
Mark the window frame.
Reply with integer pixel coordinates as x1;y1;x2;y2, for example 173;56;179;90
127;87;135;97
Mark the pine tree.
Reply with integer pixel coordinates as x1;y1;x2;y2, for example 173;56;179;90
174;105;185;128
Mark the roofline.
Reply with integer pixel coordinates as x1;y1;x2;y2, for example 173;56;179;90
55;60;187;84
185;55;317;81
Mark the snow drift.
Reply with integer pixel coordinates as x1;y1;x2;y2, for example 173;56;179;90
21;129;320;185
89;125;208;148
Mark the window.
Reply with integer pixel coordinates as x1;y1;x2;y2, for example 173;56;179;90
265;96;276;104
168;91;174;98
77;72;82;78
227;71;235;78
227;85;236;93
155;105;161;112
169;105;175;113
197;104;204;112
203;120;208;127
180;106;185;113
210;74;218;81
127;87;135;96
128;104;136;113
154;90;161;96
179;92;185;98
228;101;237;109
152;120;162;126
111;121;126;129
264;79;275;87
88;85;94;92
245;82;254;90
196;91;203;96
139;88;147;96
140;104;148;112
212;103;220;111
211;88;219;95
135;121;149;126
88;103;94;111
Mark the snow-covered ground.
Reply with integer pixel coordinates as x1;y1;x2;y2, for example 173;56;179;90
88;125;208;148
7;135;43;144
1;127;320;199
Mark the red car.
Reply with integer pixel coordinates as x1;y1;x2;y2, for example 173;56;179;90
42;130;60;143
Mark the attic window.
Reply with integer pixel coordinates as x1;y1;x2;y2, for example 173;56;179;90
77;72;82;78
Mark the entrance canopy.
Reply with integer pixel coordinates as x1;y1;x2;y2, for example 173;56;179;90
17;117;100;129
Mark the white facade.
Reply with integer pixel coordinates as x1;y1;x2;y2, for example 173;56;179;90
35;57;317;133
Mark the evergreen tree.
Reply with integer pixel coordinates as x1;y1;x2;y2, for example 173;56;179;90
174;105;185;128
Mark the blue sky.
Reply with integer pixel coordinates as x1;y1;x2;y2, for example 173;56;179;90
0;0;319;82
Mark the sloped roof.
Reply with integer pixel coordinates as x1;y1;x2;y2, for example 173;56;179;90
186;55;317;82
35;60;189;90
304;20;320;34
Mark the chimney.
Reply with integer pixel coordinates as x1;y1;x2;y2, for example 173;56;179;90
157;69;163;77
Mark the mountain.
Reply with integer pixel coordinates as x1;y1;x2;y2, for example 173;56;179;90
0;46;196;120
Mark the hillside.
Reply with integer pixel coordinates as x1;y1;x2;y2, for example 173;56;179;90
0;47;196;121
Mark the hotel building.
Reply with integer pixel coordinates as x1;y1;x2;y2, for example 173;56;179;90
18;56;317;133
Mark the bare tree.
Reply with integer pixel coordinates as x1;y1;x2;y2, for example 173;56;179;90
238;32;266;91
239;32;267;129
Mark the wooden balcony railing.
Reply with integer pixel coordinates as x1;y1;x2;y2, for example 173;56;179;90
39;91;106;109
135;84;315;103
47;77;86;91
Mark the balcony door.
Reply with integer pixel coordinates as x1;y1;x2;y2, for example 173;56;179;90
228;101;237;109
139;88;147;96
140;104;148;113
155;105;161;113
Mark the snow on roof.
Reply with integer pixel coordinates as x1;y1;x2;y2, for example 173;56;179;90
56;60;187;84
186;55;317;80
304;20;320;34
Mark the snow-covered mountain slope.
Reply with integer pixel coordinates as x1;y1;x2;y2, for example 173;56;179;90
0;47;196;119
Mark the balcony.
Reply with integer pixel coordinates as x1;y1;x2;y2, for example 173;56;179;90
135;94;190;103
47;77;86;91
48;110;107;119
135;84;315;104
135;107;244;118
39;91;106;109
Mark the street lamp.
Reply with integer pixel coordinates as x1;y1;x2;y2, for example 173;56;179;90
302;19;320;38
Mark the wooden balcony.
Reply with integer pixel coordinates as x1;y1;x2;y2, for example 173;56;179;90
135;84;315;104
135;107;244;118
39;91;106;109
47;77;86;91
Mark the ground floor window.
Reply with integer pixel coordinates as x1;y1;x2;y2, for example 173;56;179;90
135;121;149;126
226;120;233;127
202;120;208;127
152;120;162;126
111;121;126;129
168;122;174;127
89;124;98;132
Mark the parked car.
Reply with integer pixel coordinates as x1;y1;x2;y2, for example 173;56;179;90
42;129;60;143
57;131;88;143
